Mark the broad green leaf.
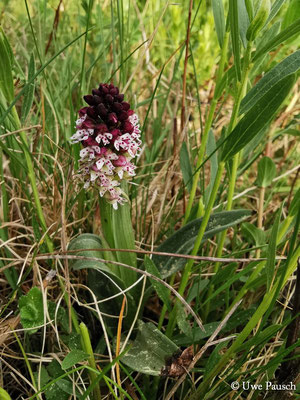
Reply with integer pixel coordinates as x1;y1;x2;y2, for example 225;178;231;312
222;74;296;161
21;54;35;123
241;50;300;115
61;350;90;370
229;0;241;80
238;0;250;48
0;27;14;103
0;387;12;400
174;322;219;345
68;233;119;279
153;210;251;279
253;18;300;60
180;142;193;192
256;156;277;187
144;256;171;311
120;321;178;376
69;234;137;328
174;309;255;346
19;287;44;334
266;207;281;290
242;222;266;246
212;0;225;48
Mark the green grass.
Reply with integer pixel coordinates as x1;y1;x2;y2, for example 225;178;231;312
0;0;299;399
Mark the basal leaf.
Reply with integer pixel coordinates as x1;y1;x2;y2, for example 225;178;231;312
68;233;119;279
19;287;44;334
153;210;251;279
120;321;178;376
241;50;300;115
61;350;90;370
144;256;171;311
111;182;137;288
222;74;296;161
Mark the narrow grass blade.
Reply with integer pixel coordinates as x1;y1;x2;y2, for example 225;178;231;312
266;207;281;290
229;0;241;81
212;0;225;48
21;53;35;124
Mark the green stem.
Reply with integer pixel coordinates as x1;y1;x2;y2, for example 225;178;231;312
204;40;253;319
13;332;38;394
183;32;229;224
166;161;225;337
80;322;102;400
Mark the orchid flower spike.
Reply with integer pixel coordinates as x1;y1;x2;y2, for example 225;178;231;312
71;83;142;209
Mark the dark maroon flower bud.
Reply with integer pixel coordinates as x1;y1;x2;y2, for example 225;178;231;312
100;84;109;94
128;110;134;116
84;95;95;105
116;94;124;102
121;101;130;111
97;103;108;118
93;95;103;104
82;119;95;129
79;107;89;116
118;111;128;121
122;121;134;134
105;94;114;104
87;107;98;119
108;113;118;125
109;83;115;89
110;87;119;95
92;89;101;96
112;102;123;113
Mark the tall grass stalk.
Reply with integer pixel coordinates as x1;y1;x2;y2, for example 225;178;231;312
204;39;253;319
